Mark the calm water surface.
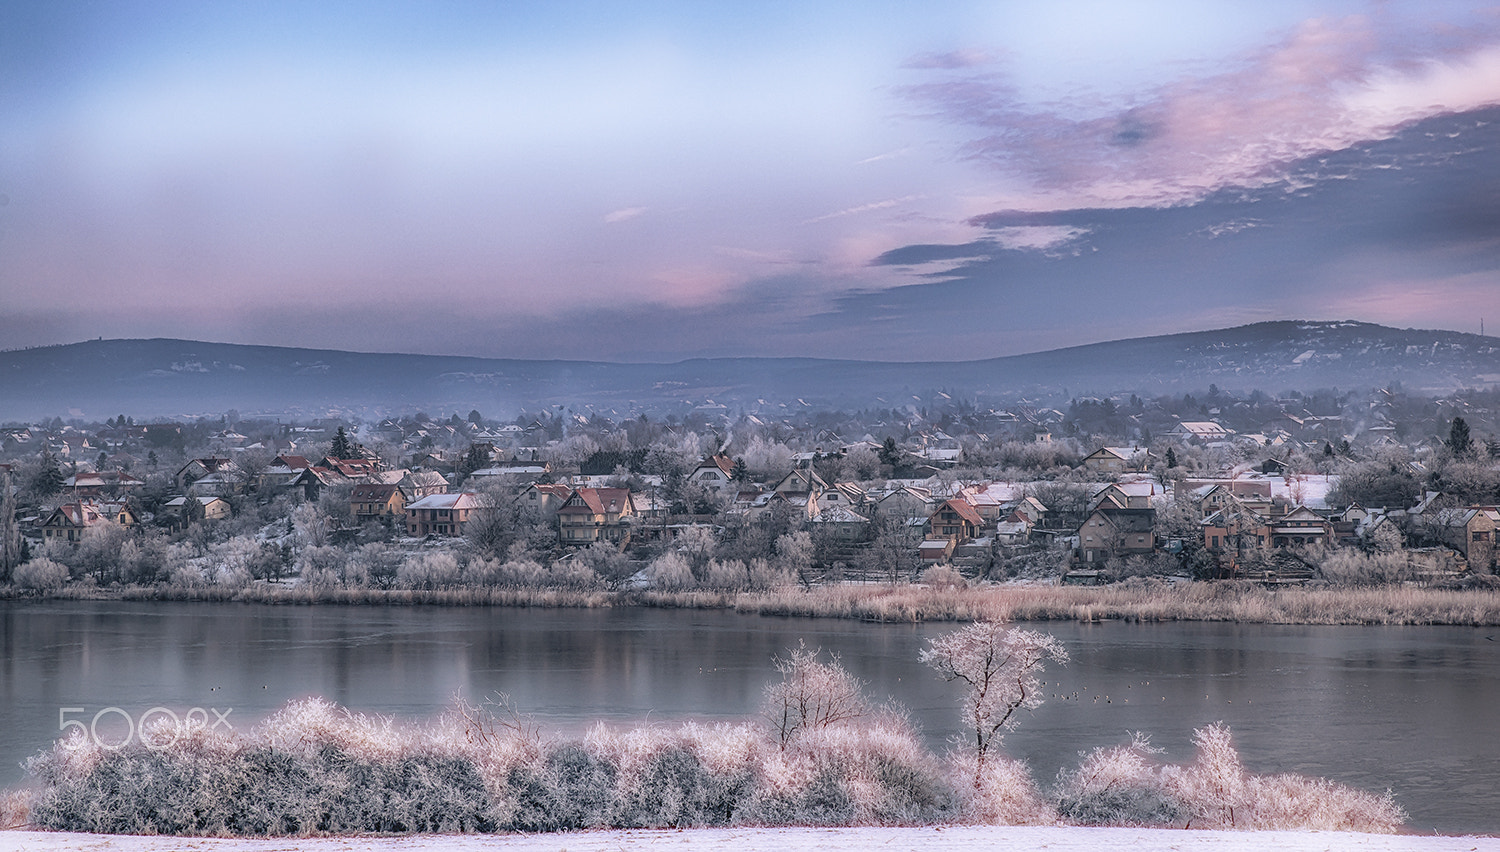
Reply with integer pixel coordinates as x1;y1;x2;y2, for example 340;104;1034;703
1;601;1496;834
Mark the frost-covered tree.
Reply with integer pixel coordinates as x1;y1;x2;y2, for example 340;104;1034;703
762;644;870;749
922;621;1067;784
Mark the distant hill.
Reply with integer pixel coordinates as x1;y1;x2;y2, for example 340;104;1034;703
2;321;1498;420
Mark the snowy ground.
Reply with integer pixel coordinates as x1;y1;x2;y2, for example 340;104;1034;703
2;826;1497;852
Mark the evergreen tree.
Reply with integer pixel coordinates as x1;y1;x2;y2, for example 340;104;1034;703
1448;416;1474;458
1165;447;1178;469
730;456;748;481
457;443;491;482
30;449;64;497
878;437;901;468
330;426;356;460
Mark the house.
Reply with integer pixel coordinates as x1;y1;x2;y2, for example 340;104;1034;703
63;470;145;497
773;468;828;496
1201;506;1272;573
1077;507;1156;565
557;487;636;545
1185;480;1273;517
512;482;568;523
871;486;935;522
176;458;234;490
287;466;351;502
163;495;232;523
929;499;982;544
810;505;870;542
688;454;737;493
405;492;481;536
1269;506;1333;548
1007;496;1048;526
1439;506;1500;572
258;455;312;491
349;483;407;522
40;500;137;543
1091;480;1163;511
1167;421;1234;443
1081;446;1151;474
401;470;451;501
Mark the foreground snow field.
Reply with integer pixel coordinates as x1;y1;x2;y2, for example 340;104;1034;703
2;826;1497;852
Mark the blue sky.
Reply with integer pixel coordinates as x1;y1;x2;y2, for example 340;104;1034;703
2;1;1499;360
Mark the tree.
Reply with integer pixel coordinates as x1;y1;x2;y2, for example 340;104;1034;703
762;643;870;749
468;409;484;426
329;426;358;460
1165;447;1178;469
730;456;748;482
921;621;1067;784
1448;417;1474;459
457;443;493;483
29;449;65;498
878;437;902;468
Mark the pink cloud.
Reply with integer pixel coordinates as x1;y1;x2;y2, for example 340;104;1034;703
906;14;1500;208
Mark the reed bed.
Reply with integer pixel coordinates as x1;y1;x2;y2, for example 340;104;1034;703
732;583;1500;626
10;580;1500;625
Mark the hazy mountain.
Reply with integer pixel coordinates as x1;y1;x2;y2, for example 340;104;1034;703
3;321;1497;421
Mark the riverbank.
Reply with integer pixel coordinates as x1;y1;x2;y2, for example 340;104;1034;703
2;825;1496;852
8;581;1500;625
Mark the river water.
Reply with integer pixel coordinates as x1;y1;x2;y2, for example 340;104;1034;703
1;601;1496;834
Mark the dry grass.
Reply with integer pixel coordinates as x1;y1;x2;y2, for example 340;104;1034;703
13;578;1500;625
734;583;1500;626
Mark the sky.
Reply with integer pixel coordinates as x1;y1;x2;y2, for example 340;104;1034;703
2;1;1499;362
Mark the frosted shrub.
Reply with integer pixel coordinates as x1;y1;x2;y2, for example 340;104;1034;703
1160;724;1405;832
951;751;1056;825
746;557;792;591
1317;548;1412;586
1;788;29;829
1050;725;1405;833
750;714;952;826
1053;733;1185;826
647;551;696;591
12;557;69;591
547;558;603;591
919;565;968;590
396;551;461;589
501;742;618;831
295;545;349;589
205;536;259;587
578;723;759;828
702;558;750;592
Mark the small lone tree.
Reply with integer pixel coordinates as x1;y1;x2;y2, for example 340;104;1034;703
922;621;1066;784
762;643;870;749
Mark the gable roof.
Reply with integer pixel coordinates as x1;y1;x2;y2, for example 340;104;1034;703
937;498;984;527
561;487;634;515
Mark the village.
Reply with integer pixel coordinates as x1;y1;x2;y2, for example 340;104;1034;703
2;382;1498;593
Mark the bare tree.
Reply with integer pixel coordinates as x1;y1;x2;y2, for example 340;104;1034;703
922;621;1067;784
762;643;871;749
